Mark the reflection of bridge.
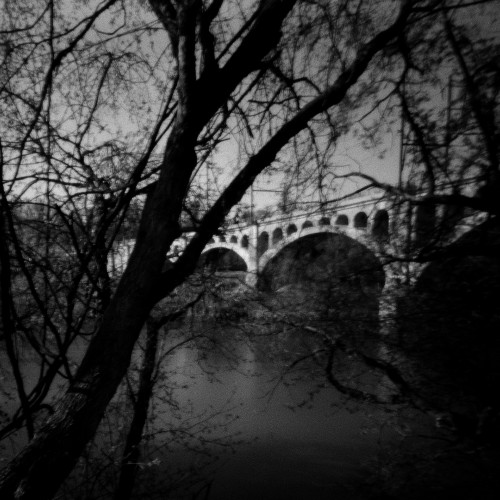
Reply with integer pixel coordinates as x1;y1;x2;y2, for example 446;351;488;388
199;195;392;286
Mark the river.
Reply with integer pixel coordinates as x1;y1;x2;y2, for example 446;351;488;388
129;322;390;500
1;285;391;500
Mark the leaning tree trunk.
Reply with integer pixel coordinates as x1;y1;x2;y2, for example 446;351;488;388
0;122;198;500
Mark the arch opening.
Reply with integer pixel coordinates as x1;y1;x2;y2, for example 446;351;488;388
259;233;384;293
258;233;385;356
272;227;283;245
257;231;269;258
372;210;389;240
396;222;500;433
287;224;297;236
199;248;248;273
336;214;349;226
302;220;313;230
354;212;368;229
241;234;249;248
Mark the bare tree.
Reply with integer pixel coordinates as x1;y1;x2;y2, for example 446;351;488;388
0;0;498;498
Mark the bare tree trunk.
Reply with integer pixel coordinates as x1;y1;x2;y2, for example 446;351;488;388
114;320;159;500
0;122;196;500
0;188;35;440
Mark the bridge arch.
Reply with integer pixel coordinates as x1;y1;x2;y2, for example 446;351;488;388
200;243;251;272
257;230;385;345
396;220;500;422
258;227;385;291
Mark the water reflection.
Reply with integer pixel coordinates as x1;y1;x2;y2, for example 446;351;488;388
150;328;382;500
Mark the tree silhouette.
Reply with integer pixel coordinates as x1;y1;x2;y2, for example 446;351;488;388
0;0;498;498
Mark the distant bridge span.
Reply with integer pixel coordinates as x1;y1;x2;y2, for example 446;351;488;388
110;192;477;288
201;195;392;285
108;189;483;340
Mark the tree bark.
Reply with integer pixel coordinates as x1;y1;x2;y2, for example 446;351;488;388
114;321;159;500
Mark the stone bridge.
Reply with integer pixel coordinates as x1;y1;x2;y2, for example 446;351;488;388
108;191;482;336
110;191;476;290
198;195;393;286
